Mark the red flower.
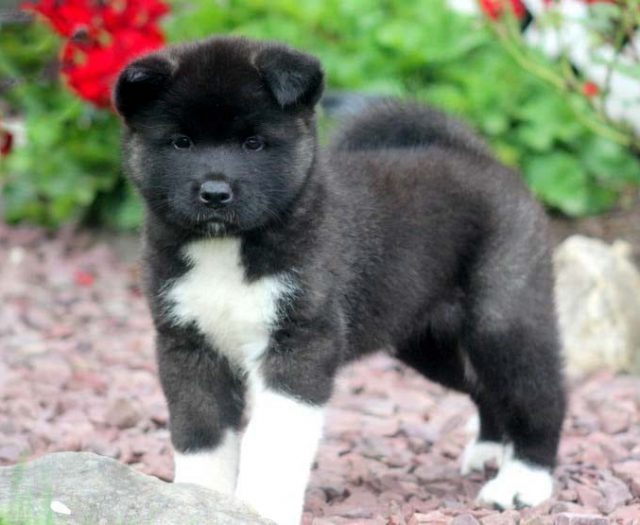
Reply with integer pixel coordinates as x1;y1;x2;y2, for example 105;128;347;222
0;128;13;157
101;0;168;33
73;269;95;287
582;81;600;98
23;0;168;109
62;26;165;107
23;0;95;38
479;0;527;20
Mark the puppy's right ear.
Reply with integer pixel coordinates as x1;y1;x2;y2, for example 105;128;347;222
113;55;173;123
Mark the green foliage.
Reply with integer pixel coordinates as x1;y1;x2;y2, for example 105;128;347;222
3;92;123;226
1;21;137;228
2;0;639;228
413;25;639;216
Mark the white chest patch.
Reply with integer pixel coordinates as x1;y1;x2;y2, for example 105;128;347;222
165;238;293;367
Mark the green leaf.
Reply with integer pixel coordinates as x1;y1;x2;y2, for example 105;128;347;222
524;153;592;216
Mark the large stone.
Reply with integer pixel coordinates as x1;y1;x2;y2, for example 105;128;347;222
0;452;273;524
554;236;640;375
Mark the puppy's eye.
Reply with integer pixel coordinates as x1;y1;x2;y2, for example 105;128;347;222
172;136;193;149
243;136;265;151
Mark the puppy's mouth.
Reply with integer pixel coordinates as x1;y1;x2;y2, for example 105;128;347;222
200;220;231;236
164;205;239;236
189;209;240;236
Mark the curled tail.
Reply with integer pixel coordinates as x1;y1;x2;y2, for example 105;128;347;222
328;99;491;158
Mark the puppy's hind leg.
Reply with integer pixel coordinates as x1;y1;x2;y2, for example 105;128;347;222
464;312;566;509
395;320;508;475
460;394;509;475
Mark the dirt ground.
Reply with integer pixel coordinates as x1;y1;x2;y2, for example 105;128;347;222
1;221;639;525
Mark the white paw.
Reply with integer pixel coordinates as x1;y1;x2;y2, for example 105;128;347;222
460;440;510;475
477;457;554;509
173;431;240;495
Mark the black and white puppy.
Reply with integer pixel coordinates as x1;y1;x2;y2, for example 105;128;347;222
114;36;565;524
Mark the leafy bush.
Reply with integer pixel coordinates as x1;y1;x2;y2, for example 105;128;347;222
474;0;640;214
1;1;168;228
1;0;639;228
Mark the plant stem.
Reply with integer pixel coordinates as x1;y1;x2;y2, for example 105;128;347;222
487;12;639;150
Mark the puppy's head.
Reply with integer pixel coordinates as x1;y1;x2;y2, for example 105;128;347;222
114;37;324;236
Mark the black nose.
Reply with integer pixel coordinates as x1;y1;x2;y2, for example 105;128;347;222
198;180;233;207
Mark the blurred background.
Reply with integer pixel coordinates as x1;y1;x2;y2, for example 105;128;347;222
1;0;639;238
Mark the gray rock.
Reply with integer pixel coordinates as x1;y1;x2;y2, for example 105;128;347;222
0;451;273;525
554;235;640;376
553;514;608;525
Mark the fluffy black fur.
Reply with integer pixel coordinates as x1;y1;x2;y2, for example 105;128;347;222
115;36;565;495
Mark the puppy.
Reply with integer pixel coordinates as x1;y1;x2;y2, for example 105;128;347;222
114;36;565;524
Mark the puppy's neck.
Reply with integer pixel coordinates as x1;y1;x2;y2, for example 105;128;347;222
240;160;328;279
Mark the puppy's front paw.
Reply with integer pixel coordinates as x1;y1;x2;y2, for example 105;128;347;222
460;440;510;475
477;458;553;509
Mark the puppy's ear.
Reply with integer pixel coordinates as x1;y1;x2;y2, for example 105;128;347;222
113;55;173;122
256;46;324;109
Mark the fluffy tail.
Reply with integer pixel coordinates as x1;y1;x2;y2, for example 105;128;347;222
327;98;490;158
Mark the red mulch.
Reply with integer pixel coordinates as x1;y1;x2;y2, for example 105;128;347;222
1;224;639;525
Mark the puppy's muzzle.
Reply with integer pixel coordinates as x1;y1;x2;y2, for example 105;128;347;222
198;180;233;208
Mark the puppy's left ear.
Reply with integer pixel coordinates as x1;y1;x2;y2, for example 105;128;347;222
256;45;324;109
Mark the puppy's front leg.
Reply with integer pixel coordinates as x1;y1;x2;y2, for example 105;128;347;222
235;381;325;525
157;328;246;495
235;327;339;525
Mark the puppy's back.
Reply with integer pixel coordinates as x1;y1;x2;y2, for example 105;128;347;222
330;100;490;159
